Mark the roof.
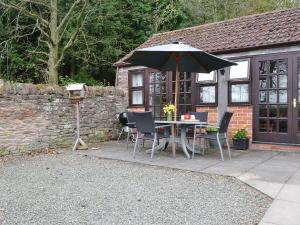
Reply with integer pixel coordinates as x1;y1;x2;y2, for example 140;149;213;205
114;7;300;67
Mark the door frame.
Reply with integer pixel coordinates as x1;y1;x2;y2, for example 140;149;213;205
253;53;293;143
292;52;300;143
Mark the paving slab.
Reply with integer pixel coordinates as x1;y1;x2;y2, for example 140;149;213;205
202;165;248;177
239;178;284;198
260;200;300;225
276;168;300;203
77;143;300;224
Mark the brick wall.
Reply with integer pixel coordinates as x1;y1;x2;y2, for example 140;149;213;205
0;80;127;156
196;106;218;124
227;105;253;143
127;107;146;112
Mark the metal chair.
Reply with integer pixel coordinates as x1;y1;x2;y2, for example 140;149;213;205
193;112;233;161
185;112;208;155
132;112;171;160
190;112;208;122
117;112;136;149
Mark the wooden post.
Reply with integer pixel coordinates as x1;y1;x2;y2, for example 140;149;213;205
72;101;87;151
174;55;180;121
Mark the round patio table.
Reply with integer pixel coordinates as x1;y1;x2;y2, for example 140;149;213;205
155;120;208;159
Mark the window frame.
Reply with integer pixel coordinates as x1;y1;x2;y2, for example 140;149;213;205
128;69;145;107
228;58;252;105
196;71;217;83
228;59;251;81
196;82;218;106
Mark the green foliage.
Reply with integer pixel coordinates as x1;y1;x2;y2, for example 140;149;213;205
232;126;248;140
59;68;110;86
0;0;298;85
206;127;219;134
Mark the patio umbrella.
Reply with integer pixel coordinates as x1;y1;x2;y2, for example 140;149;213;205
125;42;236;120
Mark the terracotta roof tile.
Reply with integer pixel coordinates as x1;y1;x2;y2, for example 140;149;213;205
115;7;300;66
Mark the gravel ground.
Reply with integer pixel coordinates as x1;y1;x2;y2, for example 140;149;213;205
0;152;271;225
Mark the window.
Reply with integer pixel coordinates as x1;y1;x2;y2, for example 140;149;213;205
230;83;249;103
228;59;251;104
196;71;217;83
200;85;216;103
129;70;144;106
196;71;217;105
229;60;249;80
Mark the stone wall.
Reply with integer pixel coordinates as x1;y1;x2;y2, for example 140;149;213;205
0;80;127;156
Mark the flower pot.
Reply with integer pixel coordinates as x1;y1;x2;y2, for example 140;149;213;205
208;139;225;149
233;138;249;150
167;112;173;121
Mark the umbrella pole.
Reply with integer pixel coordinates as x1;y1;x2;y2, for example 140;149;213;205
174;56;180;121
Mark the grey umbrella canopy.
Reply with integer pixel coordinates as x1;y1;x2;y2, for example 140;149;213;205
125;42;236;120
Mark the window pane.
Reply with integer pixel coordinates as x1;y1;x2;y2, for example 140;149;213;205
279;90;287;103
200;86;215;103
259;77;267;89
231;84;249;103
278;75;287;88
229;60;249;79
279;59;288;74
269;90;277;103
279;105;288;118
269;119;277;132
259;61;268;74
196;71;216;82
269;60;278;74
132;90;143;104
269;105;277;117
132;74;143;87
259;105;267;117
279;120;288;133
269;76;277;88
259;91;267;103
259;119;267;132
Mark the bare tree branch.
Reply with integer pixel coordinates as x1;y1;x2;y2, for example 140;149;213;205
55;0;88;68
0;0;49;27
56;0;81;33
21;0;50;9
28;50;48;57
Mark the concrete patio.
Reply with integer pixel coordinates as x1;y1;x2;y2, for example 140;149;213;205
77;141;300;225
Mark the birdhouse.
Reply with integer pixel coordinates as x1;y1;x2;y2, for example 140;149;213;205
66;83;87;101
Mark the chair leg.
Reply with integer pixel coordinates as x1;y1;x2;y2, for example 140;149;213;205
150;133;157;161
217;133;224;161
225;134;231;160
133;133;139;159
192;126;196;159
126;128;131;149
201;131;206;155
117;127;125;142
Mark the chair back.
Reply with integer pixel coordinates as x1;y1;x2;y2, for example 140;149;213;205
132;112;156;133
190;112;208;122
219;112;233;133
126;111;136;128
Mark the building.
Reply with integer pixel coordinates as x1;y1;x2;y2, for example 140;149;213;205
114;7;300;149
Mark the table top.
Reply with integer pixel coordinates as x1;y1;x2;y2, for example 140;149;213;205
155;120;208;125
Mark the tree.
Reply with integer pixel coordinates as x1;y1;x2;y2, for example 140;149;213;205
0;0;89;84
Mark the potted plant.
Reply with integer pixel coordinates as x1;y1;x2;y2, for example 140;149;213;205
205;127;221;149
163;103;175;121
232;125;249;150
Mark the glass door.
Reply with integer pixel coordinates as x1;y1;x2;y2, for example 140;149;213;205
254;54;292;143
172;72;194;119
148;70;169;120
147;70;195;120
